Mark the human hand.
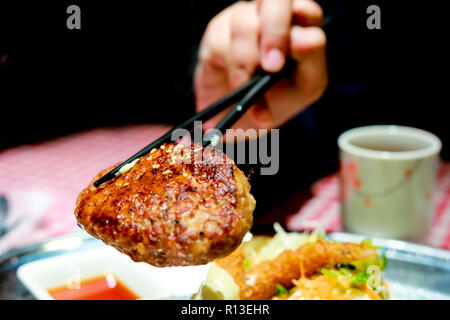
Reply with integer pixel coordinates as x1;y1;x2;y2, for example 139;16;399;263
194;0;328;132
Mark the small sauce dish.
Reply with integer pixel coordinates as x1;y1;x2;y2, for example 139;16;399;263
17;246;207;300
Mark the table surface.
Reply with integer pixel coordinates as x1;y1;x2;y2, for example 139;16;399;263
0;124;449;253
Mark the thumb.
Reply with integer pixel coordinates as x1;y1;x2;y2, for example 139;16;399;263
194;55;230;131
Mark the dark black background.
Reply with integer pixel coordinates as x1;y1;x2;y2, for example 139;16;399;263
0;299;446;316
0;0;448;217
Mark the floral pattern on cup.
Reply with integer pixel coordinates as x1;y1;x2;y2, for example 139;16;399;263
338;125;441;241
340;160;361;202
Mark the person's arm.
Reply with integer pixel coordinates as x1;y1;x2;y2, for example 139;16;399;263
194;0;328;131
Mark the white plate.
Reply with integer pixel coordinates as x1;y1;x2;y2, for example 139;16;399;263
16;246;208;300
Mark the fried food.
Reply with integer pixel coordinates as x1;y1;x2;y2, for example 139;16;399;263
215;240;378;300
75;143;255;267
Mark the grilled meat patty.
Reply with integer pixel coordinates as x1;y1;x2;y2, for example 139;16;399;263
75;143;255;267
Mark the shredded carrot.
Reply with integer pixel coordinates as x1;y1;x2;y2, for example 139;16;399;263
364;285;382;300
300;261;305;279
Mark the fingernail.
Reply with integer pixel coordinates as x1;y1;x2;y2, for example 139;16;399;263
262;49;285;72
292;27;303;42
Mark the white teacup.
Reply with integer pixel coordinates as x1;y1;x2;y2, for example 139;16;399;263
338;125;442;241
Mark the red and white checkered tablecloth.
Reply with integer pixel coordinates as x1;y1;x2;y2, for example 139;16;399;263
0;124;170;252
286;163;450;250
0;124;449;252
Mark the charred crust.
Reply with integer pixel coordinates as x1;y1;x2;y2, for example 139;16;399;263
74;142;254;267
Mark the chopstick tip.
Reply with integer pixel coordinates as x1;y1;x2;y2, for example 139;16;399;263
93;172;116;188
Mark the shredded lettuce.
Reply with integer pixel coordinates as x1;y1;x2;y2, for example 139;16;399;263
348;255;386;273
244;223;314;262
320;268;340;278
351;271;370;285
338;267;353;278
362;238;383;249
381;251;388;269
275;284;290;296
194;226;389;301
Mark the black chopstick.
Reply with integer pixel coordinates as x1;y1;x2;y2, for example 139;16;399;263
93;72;265;187
93;15;333;187
94;60;295;187
203;59;296;147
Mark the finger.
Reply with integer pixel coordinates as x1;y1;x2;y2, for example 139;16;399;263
249;25;327;129
292;0;323;27
258;0;292;72
229;2;260;89
289;25;328;104
250;98;273;126
195;10;232;112
289;25;326;61
197;10;231;72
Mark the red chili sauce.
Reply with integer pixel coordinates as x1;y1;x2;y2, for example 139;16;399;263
48;274;139;300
